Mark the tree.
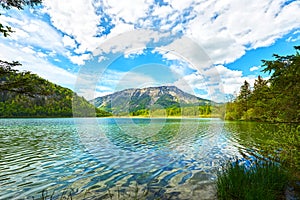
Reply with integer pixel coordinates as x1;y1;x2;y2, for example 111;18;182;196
262;46;300;122
237;80;251;104
225;46;300;122
249;76;270;121
1;0;43;96
1;0;42;37
236;80;251;119
0;60;51;97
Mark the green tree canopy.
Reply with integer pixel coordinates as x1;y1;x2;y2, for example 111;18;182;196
225;46;300;122
261;46;300;122
0;0;44;97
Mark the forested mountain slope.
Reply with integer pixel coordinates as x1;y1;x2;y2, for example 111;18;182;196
0;62;111;117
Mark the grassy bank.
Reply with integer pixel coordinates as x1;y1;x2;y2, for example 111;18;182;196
217;160;291;200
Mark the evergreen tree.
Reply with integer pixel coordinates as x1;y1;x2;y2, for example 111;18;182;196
236;80;252;119
225;46;300;123
250;76;270;121
262;46;300;122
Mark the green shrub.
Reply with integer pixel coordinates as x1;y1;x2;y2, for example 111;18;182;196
217;160;290;200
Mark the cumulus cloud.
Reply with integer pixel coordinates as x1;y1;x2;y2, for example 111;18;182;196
62;35;76;49
250;66;260;72
7;0;299;67
1;0;299;100
184;0;300;64
153;36;214;71
67;52;91;66
0;11;65;53
102;0;153;24
42;0;100;54
94;29;170;56
172;64;257;102
0;42;76;88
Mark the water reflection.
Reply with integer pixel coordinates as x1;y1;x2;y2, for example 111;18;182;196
0;118;290;199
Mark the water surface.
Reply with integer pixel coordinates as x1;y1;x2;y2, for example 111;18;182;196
0;118;282;199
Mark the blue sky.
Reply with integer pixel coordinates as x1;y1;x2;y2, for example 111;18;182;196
0;0;299;102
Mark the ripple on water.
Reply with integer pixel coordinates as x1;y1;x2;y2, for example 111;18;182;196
0;118;274;199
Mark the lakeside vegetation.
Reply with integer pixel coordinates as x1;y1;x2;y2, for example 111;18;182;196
225;46;300;123
127;104;222;118
217;160;290;200
1;1;299;199
218;47;300;199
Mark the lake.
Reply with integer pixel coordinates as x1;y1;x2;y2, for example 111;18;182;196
0;118;284;199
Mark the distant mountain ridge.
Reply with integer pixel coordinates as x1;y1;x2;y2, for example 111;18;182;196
92;86;212;115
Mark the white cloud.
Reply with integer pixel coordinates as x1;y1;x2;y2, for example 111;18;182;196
172;64;258;101
42;0;100;53
288;35;300;42
1;0;299;101
37;51;47;58
184;0;300;64
62;35;76;48
0;11;65;53
170;64;186;76
21;46;36;54
250;66;260;72
98;56;107;62
38;0;300;67
124;48;145;58
93;29;170;57
0;42;76;88
152;4;173;18
164;0;196;10
67;53;91;66
286;29;300;42
174;72;206;94
153;37;214;74
103;0;154;24
213;65;256;96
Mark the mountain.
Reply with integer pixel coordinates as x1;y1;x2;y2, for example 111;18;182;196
0;71;112;118
92;86;213;115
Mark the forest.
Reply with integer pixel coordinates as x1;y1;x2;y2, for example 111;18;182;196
0;60;112;117
225;46;300;123
128;104;214;117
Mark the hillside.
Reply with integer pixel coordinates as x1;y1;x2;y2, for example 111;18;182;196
0;69;111;118
92;86;215;116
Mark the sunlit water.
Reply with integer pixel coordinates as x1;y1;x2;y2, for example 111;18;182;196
0;118;278;199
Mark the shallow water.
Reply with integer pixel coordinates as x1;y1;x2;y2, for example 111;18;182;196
0;118;281;199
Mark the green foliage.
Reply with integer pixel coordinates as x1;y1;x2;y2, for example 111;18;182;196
257;124;300;172
129;94;151;113
128;104;215;117
166;106;181;116
225;46;300;123
217;160;290;200
0;69;112;117
96;109;113;117
154;94;180;108
237;80;251;112
130;109;149;116
0;60;52;97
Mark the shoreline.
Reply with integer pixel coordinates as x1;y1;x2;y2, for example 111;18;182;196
0;115;222;119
